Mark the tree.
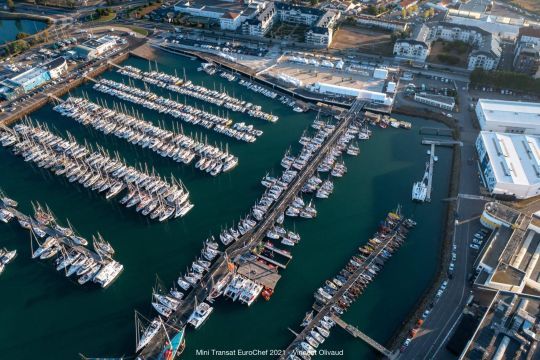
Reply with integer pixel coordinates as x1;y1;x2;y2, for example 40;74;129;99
6;0;14;11
8;40;29;54
16;32;30;40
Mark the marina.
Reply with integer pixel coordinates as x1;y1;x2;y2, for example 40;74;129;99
0;120;193;221
92;79;262;143
52;96;239;175
0;192;123;288
116;64;279;123
0;51;453;360
281;208;414;359
135;96;365;357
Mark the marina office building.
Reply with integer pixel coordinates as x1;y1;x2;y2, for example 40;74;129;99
0;57;67;100
476;99;540;135
75;35;118;60
476;131;540;199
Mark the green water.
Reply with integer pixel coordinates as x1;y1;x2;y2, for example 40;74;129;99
0;19;47;43
0;52;452;359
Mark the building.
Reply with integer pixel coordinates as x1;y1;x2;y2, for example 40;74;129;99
242;2;275;36
514;27;540;76
513;44;540;76
393;24;430;62
43;57;68;80
458;0;492;15
459;292;540;360
355;14;408;32
0;57;67;100
393;20;502;69
476;131;540;199
174;0;261;31
445;14;520;41
429;22;501;70
398;0;418;10
75;35;118;60
310;82;393;105
274;2;339;47
413;92;455;110
476;99;540;134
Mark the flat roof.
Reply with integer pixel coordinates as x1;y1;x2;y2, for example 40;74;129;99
11;67;46;84
175;0;250;13
478;98;540;127
462;292;540;359
479;131;540;186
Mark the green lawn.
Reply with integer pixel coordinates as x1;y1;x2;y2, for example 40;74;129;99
124;26;149;36
94;12;117;22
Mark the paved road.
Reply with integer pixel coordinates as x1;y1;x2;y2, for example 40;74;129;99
400;76;486;359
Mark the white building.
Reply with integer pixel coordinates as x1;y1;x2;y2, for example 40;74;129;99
75;35;118;60
242;2;275;36
243;2;339;47
311;82;393;105
429;22;501;70
355;14;408;32
414;93;455;110
476;131;540;199
476;99;540;135
174;0;257;31
44;57;68;80
393;25;430;62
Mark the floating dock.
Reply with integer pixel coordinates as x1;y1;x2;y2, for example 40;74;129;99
139;99;367;358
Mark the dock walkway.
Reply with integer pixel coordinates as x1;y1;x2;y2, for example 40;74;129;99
139;99;366;358
426;143;435;202
279;214;407;359
331;315;396;359
0;201;109;264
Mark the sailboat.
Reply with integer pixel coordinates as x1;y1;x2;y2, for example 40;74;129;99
157;320;186;360
135;311;162;353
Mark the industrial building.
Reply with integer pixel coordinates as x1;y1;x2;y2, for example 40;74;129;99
476;131;540;199
459;292;540;360
310;82;393;106
413;93;455;111
74;35;118;60
476;99;540;135
0;57;67;100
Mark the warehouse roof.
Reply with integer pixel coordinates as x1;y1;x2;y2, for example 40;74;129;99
478;99;540;127
479;131;540;187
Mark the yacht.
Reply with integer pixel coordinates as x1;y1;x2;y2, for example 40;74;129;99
135;317;161;353
188;302;214;329
412;162;429;202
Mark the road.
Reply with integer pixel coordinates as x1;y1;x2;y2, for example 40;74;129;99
400;75;486;359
